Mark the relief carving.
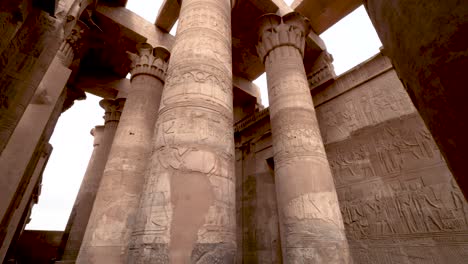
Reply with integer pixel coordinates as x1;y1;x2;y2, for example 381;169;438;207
316;71;416;144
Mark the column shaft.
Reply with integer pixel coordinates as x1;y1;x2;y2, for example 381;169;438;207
0;21;86;247
128;0;236;262
76;45;169;263
58;99;123;263
0;10;62;153
0;58;72;246
0;143;52;262
257;13;350;263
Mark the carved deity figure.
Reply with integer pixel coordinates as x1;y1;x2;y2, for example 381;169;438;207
396;190;419;233
410;182;443;232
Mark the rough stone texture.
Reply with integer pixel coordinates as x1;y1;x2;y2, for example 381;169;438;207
313;53;468;263
292;0;362;34
0;9;63;154
5;230;63;264
76;43;169;263
0;0;32;56
234;53;468;263
307;51;336;91
235;126;282;264
364;0;468;199
127;0;236;262
57;98;124;264
256;13;350;263
0;23;86;258
0;143;52;263
0;57;71;258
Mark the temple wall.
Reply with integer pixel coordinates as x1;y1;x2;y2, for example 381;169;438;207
234;52;468;263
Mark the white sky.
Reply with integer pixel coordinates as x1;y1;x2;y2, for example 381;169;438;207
27;1;381;230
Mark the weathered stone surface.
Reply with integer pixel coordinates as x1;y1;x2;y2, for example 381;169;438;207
307;51;336;91
0;57;71;258
0;22;88;256
0;10;63;154
57;98;124;263
128;0;236;262
256;12;350;263
0;0;32;57
292;0;362;34
315;54;468;264
364;0;468;199
2;1;467;263
77;43;169;263
0;143;52;263
234;53;468;263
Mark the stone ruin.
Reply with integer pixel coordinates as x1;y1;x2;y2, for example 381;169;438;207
0;0;467;263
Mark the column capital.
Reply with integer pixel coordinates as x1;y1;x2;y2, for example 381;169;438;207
99;98;125;123
57;21;89;67
256;12;311;63
128;43;171;82
90;126;105;147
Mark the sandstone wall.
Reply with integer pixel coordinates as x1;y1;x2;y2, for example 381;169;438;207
234;53;468;263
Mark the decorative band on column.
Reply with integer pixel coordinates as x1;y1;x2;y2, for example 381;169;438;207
256;12;311;63
128;43;171;82
99;98;126;124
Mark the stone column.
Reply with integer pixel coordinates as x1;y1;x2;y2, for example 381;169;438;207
0;23;86;243
0;10;63;154
0;143;53;263
57;98;124;264
127;0;236;262
76;44;170;263
256;13;350;263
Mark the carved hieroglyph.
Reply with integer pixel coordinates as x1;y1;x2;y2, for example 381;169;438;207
58;98;124;263
127;0;236;263
76;44;169;264
256;13;350;263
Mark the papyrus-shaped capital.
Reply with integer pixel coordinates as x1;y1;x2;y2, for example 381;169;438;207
129;43;171;82
256;12;311;62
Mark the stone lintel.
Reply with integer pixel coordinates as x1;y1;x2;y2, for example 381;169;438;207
155;0;180;33
96;4;174;49
293;0;362;34
73;74;126;99
233;76;262;106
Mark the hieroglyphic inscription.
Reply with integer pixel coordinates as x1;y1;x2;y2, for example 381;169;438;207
316;70;416;144
129;0;236;262
326;114;468;262
327;115;443;187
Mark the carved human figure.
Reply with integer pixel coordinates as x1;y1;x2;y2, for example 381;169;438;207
410;182;443;232
256;13;350;262
127;0;236;263
76;44;170;264
57;98;124;263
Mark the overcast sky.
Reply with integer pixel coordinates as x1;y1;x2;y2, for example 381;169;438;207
26;1;381;230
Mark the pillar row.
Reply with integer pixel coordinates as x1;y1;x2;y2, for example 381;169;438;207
0;20;88;263
256;13;351;263
76;43;170;264
128;0;236;262
57;98;124;264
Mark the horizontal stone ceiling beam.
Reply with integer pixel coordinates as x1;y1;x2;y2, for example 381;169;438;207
96;4;174;49
74;75;126;99
155;0;180;32
293;0;362;34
